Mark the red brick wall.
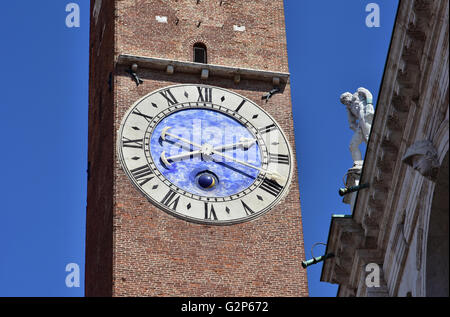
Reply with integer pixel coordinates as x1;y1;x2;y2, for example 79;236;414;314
116;0;289;72
87;0;308;297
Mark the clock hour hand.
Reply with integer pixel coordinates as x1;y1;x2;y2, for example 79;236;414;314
210;149;286;184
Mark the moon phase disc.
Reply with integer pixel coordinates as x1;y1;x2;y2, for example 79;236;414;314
197;172;217;189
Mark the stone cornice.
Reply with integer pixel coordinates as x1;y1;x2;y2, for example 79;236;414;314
116;54;290;86
357;0;446;252
320;215;363;285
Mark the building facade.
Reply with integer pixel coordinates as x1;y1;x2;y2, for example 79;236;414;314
321;0;448;296
86;0;308;297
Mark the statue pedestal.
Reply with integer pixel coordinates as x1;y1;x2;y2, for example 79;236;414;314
342;165;362;212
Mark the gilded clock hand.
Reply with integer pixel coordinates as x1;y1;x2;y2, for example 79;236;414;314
162;127;256;153
161;128;255;165
213;137;257;152
161;150;203;167
210;149;286;183
161;127;203;149
161;127;214;167
160;140;251;168
161;128;267;179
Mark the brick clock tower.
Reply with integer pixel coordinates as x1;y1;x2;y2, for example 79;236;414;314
86;0;308;297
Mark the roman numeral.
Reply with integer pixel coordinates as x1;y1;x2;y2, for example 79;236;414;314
269;153;289;165
159;89;178;106
161;189;181;211
235;99;246;113
204;202;218;221
130;165;154;186
241;200;255;216
132;109;153;122
258;124;277;135
122;137;143;149
259;178;283;197
197;87;213;102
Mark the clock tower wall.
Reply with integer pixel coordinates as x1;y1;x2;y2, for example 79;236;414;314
116;0;290;72
113;76;307;297
87;0;308;297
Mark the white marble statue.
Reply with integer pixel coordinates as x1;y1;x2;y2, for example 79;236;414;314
340;87;375;167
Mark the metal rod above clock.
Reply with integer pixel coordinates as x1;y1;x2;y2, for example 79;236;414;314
117;54;290;86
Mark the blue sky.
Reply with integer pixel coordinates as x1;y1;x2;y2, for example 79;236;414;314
286;0;398;296
0;0;397;297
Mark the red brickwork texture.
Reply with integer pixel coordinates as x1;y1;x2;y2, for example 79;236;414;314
86;0;308;297
116;0;290;72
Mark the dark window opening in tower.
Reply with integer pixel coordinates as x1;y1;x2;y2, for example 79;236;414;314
193;43;207;64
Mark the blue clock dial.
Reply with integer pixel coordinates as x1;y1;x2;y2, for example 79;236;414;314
149;108;262;197
118;84;293;225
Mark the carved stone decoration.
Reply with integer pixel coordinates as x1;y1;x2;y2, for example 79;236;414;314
402;140;440;180
340;87;375;167
391;93;410;113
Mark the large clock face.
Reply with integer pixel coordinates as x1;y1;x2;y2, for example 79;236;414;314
118;84;293;225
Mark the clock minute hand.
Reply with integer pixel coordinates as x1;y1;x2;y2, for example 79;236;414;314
210;149;286;184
